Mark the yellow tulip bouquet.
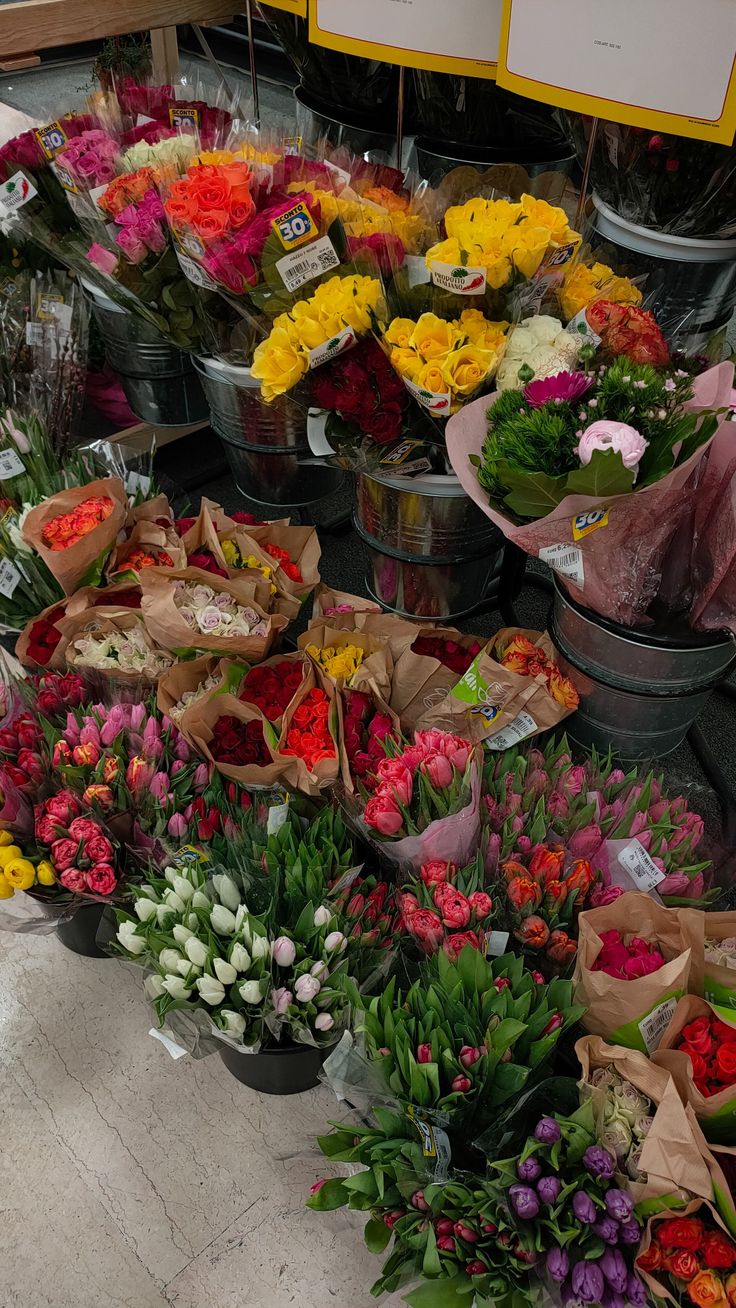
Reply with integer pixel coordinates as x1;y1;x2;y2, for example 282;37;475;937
0;830;55;899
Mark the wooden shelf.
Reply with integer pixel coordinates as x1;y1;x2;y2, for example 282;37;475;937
0;0;233;60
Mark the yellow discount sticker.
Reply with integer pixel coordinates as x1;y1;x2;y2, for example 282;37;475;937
34;121;68;159
572;509;609;541
272;201;318;250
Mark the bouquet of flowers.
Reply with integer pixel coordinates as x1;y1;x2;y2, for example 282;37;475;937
398;853;494;959
33;788;121;897
653;998;736;1144
638;1204;736;1306
308;337;413;468
139;569;287;661
0;828;56;900
494;313;582;391
382;309;508;418
20;477;128;596
64;614;174;683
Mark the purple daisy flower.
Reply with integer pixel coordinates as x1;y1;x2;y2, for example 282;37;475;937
523;371;594;408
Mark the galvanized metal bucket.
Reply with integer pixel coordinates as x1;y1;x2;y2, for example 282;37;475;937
592;195;736;353
550;578;736;760
83;285;207;427
195;358;343;507
294;85;414;169
354;470;504;621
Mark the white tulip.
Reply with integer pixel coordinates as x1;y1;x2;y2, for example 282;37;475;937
229;942;251;972
161;975;192;1000
310;959;329;981
191;891;210;910
314;1012;335;1032
213;957;237;986
156;903;175;925
197;974;225;1005
134;897;158;923
251;935;270;961
143;974;165;1000
164;865;178;885
214;873;241;912
172;924;194;946
173;876;194;902
139;886;158;901
239;979;264;1004
159;947;183;972
324;931;347;954
184;937;209;968
272;936;297;967
239;919;252;949
163;890;186;914
117;920;145;955
220;1010;246;1037
177;958;199;978
186;912;199;931
210;904;237;935
313;905;332;927
235;903;248;931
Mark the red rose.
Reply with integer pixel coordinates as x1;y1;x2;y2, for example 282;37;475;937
703;1235;736;1270
669;1250;701;1281
714;1020;736;1046
361;402;404;445
715;1045;736;1084
292;703;315;730
682;1049;710;1085
51;837;79;871
682;1016;716;1058
420;860;455;886
657;1218;706;1252
86;864;117;896
443;931;482;960
83;833;114;866
68;817;103;843
434;884;471;929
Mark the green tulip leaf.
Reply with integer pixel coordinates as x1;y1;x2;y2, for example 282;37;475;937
364;1218;391;1254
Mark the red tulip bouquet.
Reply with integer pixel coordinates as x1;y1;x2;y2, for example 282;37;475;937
398;852;494;959
33;788;122;899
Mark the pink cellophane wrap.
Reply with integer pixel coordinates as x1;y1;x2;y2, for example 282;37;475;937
374;754;482;872
446;362;735;626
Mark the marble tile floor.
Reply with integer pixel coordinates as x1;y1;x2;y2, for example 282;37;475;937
0;930;404;1308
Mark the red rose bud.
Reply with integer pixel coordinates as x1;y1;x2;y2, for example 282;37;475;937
437;1235;456;1252
451;1074;472;1093
411;1191;429;1212
435;1218;455;1236
383;1209;405;1229
466;1261;488;1276
454;1222;478;1243
459;1045;480;1069
416;1043;433;1064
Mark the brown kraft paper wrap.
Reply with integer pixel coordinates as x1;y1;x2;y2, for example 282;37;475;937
691;911;736;1014
125;493;173;528
156;654;227;722
637;1196;736;1298
388;627;491;730
576;1033;714;1206
573;892;702;1054
60;609;174;687
139;567;287;661
311;587;382;627
216;526;301;620
239;523;322;600
298;624;394;700
21;477;128;596
15;598;74;670
185;692;298;789
653;995;736;1146
107;520;187;580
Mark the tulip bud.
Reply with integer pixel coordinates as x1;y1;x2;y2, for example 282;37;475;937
210;905;237;935
117;920;145;955
229;942;251;972
239;979;264;1005
191;890;210;910
214;873;241;913
270;986;292;1015
183;937;208;968
314;1012;334;1032
272;936;297;967
309;1178;327;1195
159;947;183;972
453;1222;478;1243
172;876;194;902
383;1210;405;1230
466;1261;487;1276
436;1234;455;1251
134;897;158;923
451;1074;472;1093
213;957;237;986
294;973;321;1003
219;1010;246;1037
459;1045;480;1069
416;1043;433;1064
534;1117;561;1143
251;935;270;960
313;905;332;927
196;974;225;1005
324;930;347;953
572;1191;597;1224
435;1218;454;1235
172;924;194;945
517;1156;541;1182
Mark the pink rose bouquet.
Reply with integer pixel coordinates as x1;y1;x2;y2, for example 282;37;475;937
55;129;120;190
34;791;121;898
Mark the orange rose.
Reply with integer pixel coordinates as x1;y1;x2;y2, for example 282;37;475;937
688;1270;728;1308
506;876;542;911
546;665;580;710
528;846;564;885
638;1243;663;1273
515;914;550;949
229;196;255;227
193;210;229;242
725;1273;736;1307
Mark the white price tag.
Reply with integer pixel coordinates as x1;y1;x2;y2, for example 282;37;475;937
638;997;678;1053
0;557;21;599
149;1027;188;1059
125;471;152;496
485;929;510;957
404;254;431;288
175;249;219;291
539;543;585;586
25;322;44;346
136;114;156;126
275;236;340;292
267;801;290;836
0;447;25;479
429;259;487;295
617;839;666;893
486;710;538;751
307;326;357;369
39;298;73;331
0;171;38;212
403;376;452;415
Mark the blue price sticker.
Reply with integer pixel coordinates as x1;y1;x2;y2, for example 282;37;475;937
272;201;318;250
35;121;67;158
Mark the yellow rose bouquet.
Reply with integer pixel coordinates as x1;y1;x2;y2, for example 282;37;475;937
382;309;508;416
556;257;644;323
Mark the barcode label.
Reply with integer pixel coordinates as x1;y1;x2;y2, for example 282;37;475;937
0;448;25;479
276;236;340;292
0;557;21;598
486;710;538;751
175;250;218;291
539;543;585;585
617;839;666;893
308;326;357;369
638;997;678;1053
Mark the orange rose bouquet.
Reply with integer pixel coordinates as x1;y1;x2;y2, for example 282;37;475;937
638;1202;736;1308
21;478;128;596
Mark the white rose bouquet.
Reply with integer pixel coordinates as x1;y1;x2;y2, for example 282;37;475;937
495;314;582;391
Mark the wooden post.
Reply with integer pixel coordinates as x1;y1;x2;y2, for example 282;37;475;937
151;25;180;83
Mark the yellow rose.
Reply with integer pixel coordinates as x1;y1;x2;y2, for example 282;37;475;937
504;224;550;279
221;538;238;566
251;327;308;403
4;858;36;890
459;310;508;353
425;236;462;269
0;844;22;868
385;318;417;350
291;301;336;351
36;860;56;886
0;870;13;898
442;345;496;397
416;360;448;394
390;347;423;383
409;313;461;362
0;829;13;846
520;195;576;246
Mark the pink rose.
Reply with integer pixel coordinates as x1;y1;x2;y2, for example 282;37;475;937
577;420;648;472
86;864;117;896
60;867;87;892
46;791;81;825
116;227;147;264
51;838;80;871
374;758;413;807
421;752;453;790
623;952;665;979
364;793;404;837
68;817;102;843
83;833;114;865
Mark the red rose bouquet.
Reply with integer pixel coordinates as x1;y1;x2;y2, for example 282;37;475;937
411;633;484;677
399;853;493;959
638;1204;736;1308
339;687;396;789
238;656;307;726
34;791;120;897
210;715;272;768
309;338;410;465
653;996;736;1143
18;602;68;668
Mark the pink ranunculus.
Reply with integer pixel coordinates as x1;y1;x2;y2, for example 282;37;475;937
577;420;648;472
364;793;403;837
374;758;413;807
422;751;454;790
60;867;87;892
51;837;79;871
86;864;117;896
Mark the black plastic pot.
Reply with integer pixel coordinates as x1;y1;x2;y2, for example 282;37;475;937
219;1040;328;1095
56;903;111;958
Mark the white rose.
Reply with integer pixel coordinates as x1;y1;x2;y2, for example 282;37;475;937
184;937;209;968
161;975;192;1000
134;897;158;923
159;947;183;972
239;979;264;1004
197;974;226;1005
213;957;237;986
210;904;237;935
528;315;563;345
117;920;145;955
506;326;534;356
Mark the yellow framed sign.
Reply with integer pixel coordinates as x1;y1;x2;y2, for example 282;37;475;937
308;0;500;78
260;0;307;16
497;0;736;145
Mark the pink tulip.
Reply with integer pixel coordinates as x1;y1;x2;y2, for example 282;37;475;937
629;811;648;837
150;771;170;801
167;813;187;838
193;763;209;791
422;752;454;790
688;873;705;899
568;824;603;858
657;872;690;896
129;704;146;731
174;737;191;762
170;760;186;777
271;986;293;1015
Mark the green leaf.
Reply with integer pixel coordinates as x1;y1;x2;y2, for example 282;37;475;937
565;448;636;498
403;1274;475;1308
500;465;571;518
422;1225;442;1278
364;1218;391;1254
306;1178;348;1211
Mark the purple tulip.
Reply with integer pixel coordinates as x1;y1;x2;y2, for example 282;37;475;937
546;1247;570;1283
627;1275;647;1308
517;1156;542;1182
534;1117;561;1144
583;1146;615;1180
600;1249;627;1294
618;1219;642;1245
601;1292;625;1308
572;1191;598;1224
508;1185;540;1220
537;1176;562;1205
571;1260;605;1304
604;1190;633;1223
592;1217;620;1245
170;759;186;777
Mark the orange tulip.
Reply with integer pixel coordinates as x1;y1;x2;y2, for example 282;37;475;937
515;914;550;949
